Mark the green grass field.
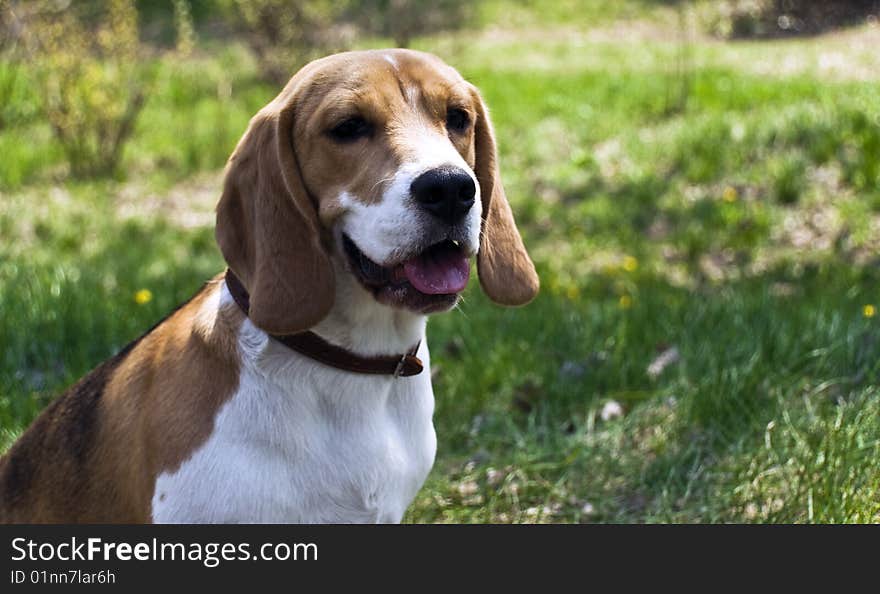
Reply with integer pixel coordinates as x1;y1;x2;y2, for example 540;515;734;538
2;2;880;522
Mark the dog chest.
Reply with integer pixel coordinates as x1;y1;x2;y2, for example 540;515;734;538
150;361;437;523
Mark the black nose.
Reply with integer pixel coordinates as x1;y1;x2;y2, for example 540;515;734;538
410;167;476;225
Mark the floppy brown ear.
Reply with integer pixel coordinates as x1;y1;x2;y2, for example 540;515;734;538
471;89;540;306
216;81;334;335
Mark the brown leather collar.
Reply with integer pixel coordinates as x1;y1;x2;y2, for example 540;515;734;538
224;269;423;378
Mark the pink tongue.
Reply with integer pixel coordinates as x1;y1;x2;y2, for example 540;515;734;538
402;243;470;295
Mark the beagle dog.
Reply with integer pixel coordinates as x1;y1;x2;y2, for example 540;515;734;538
0;49;538;523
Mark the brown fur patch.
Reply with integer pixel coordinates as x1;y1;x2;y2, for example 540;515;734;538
0;276;243;523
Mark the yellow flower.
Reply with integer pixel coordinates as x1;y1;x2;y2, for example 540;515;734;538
618;294;633;309
864;304;876;318
722;186;738;202
134;289;153;305
566;285;581;300
622;256;638;272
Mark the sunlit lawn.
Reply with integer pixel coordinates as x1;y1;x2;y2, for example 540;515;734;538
2;8;880;522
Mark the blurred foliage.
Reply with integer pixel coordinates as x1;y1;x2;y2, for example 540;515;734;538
221;0;475;83
223;0;355;84
172;0;196;57
0;58;34;131
699;0;880;38
5;0;154;177
346;0;477;48
135;0;233;45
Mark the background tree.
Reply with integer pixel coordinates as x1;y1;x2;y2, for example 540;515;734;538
5;0;153;177
703;0;880;38
346;0;477;48
225;0;355;85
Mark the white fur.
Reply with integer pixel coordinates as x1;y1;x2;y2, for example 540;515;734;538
339;125;482;268
151;279;436;523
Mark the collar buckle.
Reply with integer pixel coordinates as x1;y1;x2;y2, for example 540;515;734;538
393;355;408;378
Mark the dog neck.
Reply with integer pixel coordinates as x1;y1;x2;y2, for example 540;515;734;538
309;259;428;357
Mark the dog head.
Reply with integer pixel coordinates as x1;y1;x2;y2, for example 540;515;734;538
216;49;539;335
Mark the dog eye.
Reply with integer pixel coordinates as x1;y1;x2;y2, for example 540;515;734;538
446;108;470;133
329;117;371;142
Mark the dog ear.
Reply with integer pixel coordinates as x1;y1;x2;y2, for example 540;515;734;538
216;79;334;335
470;87;540;306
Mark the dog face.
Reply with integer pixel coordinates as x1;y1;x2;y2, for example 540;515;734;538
216;49;539;335
294;50;483;314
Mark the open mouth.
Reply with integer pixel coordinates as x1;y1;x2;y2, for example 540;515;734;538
342;234;470;313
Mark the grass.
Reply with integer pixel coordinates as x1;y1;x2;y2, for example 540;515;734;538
2;2;880;522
